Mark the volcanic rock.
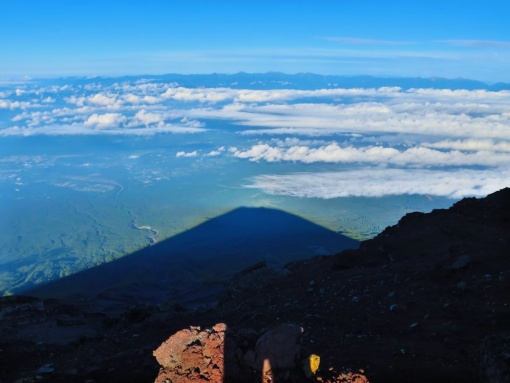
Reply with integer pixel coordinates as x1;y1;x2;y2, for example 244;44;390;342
153;323;230;383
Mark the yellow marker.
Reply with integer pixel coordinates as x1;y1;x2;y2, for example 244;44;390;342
303;354;320;378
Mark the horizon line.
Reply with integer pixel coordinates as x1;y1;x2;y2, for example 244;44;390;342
1;72;506;86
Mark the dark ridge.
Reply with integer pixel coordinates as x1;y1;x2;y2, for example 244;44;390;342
36;72;509;90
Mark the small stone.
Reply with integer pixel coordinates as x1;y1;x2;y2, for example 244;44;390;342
36;364;54;374
212;323;227;332
480;334;510;383
303;354;320;379
457;281;468;291
64;368;78;375
450;255;471;270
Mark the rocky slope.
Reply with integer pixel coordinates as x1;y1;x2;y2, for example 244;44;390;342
1;188;509;382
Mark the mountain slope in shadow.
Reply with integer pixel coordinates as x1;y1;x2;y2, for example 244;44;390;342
27;207;358;306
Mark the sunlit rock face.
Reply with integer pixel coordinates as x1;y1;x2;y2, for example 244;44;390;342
153;323;230;383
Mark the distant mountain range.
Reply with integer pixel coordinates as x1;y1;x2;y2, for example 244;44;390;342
46;72;510;90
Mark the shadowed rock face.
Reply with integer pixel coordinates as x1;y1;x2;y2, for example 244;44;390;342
2;189;509;383
479;335;510;383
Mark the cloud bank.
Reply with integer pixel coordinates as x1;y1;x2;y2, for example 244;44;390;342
230;142;510;167
245;168;509;199
1;77;509;200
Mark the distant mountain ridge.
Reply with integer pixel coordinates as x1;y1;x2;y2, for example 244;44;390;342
45;72;510;90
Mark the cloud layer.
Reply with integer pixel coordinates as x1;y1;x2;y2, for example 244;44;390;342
230;142;510;167
1;77;509;200
245;168;509;199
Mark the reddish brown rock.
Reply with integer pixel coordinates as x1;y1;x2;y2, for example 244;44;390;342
153;323;307;383
316;369;370;383
153;323;228;383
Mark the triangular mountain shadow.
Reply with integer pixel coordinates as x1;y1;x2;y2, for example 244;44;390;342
26;207;359;307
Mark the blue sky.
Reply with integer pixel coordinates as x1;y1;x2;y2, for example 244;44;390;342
1;1;510;81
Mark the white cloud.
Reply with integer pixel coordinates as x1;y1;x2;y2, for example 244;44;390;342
162;87;234;103
123;94;141;104
207;147;225;156
270;137;330;147
123;94;160;104
163;86;510;107
246;168;510;199
161;86;404;104
178;87;510;140
133;109;164;126
0;80;209;136
0;126;27;136
142;95;159;104
176;150;198;157
65;96;86;106
230;142;510;167
0;123;205;136
83;113;126;128
2;79;510;204
87;93;120;108
0;100;33;109
3;83;510;151
10;110;57;127
423;139;510;152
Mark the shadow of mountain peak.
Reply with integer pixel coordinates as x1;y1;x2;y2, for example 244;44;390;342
26;207;358;307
